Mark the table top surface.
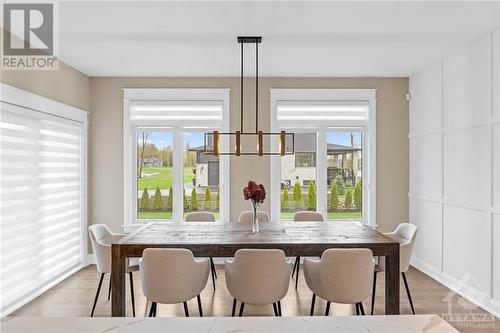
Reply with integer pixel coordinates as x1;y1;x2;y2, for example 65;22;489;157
1;315;459;333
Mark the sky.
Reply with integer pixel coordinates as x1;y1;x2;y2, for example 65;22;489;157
327;132;362;147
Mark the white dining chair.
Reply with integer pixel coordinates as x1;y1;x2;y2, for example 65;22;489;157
88;224;138;317
140;248;209;317
371;223;418;315
292;211;324;290
238;211;271;224
185;211;218;290
225;249;292;317
304;248;374;316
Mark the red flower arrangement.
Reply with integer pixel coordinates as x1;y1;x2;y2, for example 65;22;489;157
243;180;266;205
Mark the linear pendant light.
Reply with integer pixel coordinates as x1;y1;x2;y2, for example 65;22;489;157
204;36;294;156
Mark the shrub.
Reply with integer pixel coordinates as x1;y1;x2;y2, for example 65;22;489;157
190;188;198;210
204;187;212;209
329;182;338;211
345;189;353;208
183;189;188;209
282;186;290;210
354;179;362;210
215;186;220;209
292;181;303;209
307;181;316;210
335;175;345;195
152;187;163;210
140;187;150;210
167;186;173;210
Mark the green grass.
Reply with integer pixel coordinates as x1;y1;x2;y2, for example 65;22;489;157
138;167;194;190
138;211;173;219
280;211;361;220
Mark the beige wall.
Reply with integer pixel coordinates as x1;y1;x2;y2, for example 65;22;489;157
90;77;408;233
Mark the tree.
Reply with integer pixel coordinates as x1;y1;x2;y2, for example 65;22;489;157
329;182;339;211
307;181;316;210
152;187;163;210
215;186;220;209
167;186;173;210
354;179;362;210
183;189;188;209
204;187;212;210
345;189;353;208
282;186;290;210
138;132;149;178
292;181;303;209
190;188;198;210
335;175;345;195
140;187;149;210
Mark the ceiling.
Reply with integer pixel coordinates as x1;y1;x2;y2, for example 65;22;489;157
57;1;499;77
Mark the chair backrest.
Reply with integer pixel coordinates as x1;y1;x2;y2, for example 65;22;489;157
225;249;291;304
303;248;374;304
140;248;209;304
185;211;215;222
238;211;270;223
88;224;113;273
386;223;418;272
293;211;324;222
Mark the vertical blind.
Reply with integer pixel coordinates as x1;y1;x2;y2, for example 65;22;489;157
0;101;85;317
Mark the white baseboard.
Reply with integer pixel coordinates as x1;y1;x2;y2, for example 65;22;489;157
87;254;95;265
411;256;500;318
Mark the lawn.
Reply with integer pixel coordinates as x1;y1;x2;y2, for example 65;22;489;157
138;167;194;190
138;211;173;219
280;211;361;220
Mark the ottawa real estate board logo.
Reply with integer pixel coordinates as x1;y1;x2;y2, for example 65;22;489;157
2;3;58;70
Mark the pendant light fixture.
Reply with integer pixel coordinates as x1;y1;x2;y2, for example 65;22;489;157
204;36;294;156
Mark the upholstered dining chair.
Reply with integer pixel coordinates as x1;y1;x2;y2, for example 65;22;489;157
238;211;271;224
185;212;217;290
371;223;418;315
88;224;138;317
292;211;324;289
304;248;374;316
225;249;292;317
140;248;209;317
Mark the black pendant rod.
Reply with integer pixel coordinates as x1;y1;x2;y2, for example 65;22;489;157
255;41;259;133
240;41;244;132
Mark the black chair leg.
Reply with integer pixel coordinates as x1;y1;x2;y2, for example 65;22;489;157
128;272;135;317
277;300;282;316
371;271;378;315
292;257;299;278
231;299;237;317
273;303;278;316
359;302;365;315
91;273;105;317
325;301;331;316
183;301;190;317
108;273;112;301
295;256;301;290
210;261;216;291
355;303;360;315
197;294;203;317
148;302;156;317
210;258;217;279
310;293;316;316
239;302;245;317
402;272;415;315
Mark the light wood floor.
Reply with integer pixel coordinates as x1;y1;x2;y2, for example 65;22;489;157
11;265;499;333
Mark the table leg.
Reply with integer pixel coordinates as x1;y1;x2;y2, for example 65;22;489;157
385;243;400;314
112;244;126;317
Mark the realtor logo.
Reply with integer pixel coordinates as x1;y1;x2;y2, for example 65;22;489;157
2;2;58;70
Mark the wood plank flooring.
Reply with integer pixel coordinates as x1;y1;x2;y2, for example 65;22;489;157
10;265;499;333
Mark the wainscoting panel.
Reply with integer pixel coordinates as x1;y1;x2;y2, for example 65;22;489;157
494;30;499;121
494;214;500;301
494;124;500;207
410;135;442;199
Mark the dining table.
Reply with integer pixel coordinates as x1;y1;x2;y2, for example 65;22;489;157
111;221;400;317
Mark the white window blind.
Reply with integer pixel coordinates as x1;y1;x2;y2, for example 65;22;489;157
276;101;370;127
0;96;86;317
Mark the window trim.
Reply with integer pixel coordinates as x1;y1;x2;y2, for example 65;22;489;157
123;89;230;227
270;89;376;227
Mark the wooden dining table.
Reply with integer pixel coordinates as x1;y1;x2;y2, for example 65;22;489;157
111;221;400;317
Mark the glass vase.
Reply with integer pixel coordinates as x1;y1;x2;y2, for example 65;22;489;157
252;200;259;233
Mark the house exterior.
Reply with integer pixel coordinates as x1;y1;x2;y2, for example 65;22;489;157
141;157;163;167
189;146;219;187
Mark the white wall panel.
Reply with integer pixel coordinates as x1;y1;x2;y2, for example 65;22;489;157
409;61;442;134
494;124;500;207
443;205;491;295
494;215;500;301
410;198;442;271
493;30;499;121
410;134;442;199
443;127;490;205
443;35;491;130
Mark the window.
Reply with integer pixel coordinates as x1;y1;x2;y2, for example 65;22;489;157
270;89;375;225
0;84;87;316
123;89;229;225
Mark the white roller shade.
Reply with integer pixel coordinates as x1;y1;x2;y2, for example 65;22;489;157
0;99;86;317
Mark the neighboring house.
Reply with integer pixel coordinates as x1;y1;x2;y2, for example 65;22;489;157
189;146;219;187
141;157;163;167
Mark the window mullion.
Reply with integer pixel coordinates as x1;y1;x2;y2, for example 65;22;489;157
317;129;328;219
173;130;184;222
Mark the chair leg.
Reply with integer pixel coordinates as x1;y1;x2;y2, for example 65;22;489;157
277;301;282;316
183;301;190;317
231;299;237;317
295;256;301;290
355;303;360;315
371;271;378;315
108;273;112;301
359;302;365;315
128;272;135;317
239;302;245;317
148;302;156;317
292;257;299;278
402;272;415;315
273;303;278;316
91;273;105;317
210;261;216;291
197;294;203;317
210;258;217;279
310;293;316;316
144;299;151;317
325;301;331;316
